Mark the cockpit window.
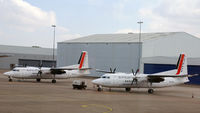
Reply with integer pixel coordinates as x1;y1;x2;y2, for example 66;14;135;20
13;69;19;71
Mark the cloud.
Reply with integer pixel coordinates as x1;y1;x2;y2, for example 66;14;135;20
0;0;56;32
139;0;200;37
112;0;131;21
55;26;81;42
0;0;80;48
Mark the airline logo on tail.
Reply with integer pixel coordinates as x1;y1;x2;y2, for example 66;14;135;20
176;54;186;75
78;51;86;69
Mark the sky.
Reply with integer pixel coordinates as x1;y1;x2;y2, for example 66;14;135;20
0;0;200;48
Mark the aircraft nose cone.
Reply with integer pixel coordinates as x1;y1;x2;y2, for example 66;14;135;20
3;72;11;76
92;79;99;85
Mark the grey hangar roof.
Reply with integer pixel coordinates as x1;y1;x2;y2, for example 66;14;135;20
59;32;196;43
0;45;55;56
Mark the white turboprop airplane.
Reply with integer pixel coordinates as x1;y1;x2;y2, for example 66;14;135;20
3;51;90;83
92;54;195;93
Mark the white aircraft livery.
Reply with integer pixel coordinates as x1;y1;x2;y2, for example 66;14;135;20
92;54;195;93
4;51;90;83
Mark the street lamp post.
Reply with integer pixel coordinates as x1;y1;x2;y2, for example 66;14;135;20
52;25;56;67
137;21;143;72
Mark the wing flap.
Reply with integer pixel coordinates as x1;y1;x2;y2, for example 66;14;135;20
50;68;92;74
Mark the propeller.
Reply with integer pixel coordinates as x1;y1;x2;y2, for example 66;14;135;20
110;67;116;73
131;69;139;85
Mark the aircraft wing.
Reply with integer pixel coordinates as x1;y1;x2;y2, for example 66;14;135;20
96;69;114;73
96;67;117;73
51;67;92;70
0;55;12;58
50;68;92;74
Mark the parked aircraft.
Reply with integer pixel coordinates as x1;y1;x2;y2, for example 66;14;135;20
4;51;90;83
92;54;195;93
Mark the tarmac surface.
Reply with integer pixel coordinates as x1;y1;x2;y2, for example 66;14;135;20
0;70;200;113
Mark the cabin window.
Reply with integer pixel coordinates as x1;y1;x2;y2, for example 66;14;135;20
101;76;110;79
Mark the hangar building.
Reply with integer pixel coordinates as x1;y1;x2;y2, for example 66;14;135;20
0;45;56;69
57;32;200;84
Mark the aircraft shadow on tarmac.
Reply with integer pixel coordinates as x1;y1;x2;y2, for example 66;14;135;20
89;87;196;99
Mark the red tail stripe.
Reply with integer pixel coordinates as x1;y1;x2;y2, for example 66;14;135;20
176;54;185;75
79;52;86;69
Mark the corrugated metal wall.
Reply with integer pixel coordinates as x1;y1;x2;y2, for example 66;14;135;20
57;43;140;76
0;53;55;69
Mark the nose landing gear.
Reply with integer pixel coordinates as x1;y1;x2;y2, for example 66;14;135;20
8;76;12;82
97;85;102;91
36;78;41;82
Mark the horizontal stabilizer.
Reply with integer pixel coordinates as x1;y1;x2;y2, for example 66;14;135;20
148;74;199;78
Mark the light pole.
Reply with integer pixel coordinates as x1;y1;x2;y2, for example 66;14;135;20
52;25;56;67
137;21;143;72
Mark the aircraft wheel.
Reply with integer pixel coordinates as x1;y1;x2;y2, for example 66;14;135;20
52;79;56;83
125;88;131;92
97;87;102;91
148;89;154;94
9;78;12;82
36;78;41;82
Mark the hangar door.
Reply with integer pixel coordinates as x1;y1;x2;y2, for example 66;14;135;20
144;63;200;85
42;60;56;67
18;59;56;67
19;59;40;67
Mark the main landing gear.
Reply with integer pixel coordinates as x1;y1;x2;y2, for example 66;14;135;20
125;88;131;92
9;78;12;82
148;88;154;94
147;82;154;94
52;79;56;83
52;73;56;83
36;78;41;82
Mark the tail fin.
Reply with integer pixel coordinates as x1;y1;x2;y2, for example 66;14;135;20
176;54;187;75
78;51;89;69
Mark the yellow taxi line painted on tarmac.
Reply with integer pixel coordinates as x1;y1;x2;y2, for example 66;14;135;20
81;104;113;113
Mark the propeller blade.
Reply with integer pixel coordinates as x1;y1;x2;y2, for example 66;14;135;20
110;68;112;73
113;68;116;73
136;69;139;74
131;68;138;85
131;69;134;75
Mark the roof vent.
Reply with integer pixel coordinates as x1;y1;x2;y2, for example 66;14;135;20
32;46;41;48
